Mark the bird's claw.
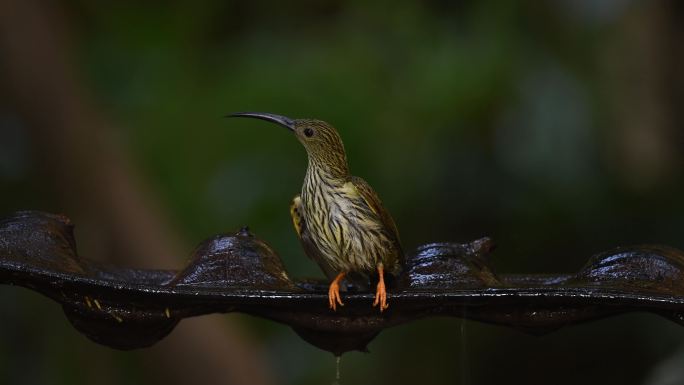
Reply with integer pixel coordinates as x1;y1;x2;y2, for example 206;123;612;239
328;281;344;311
373;280;389;312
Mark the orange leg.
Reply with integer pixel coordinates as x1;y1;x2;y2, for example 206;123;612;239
328;272;346;311
372;264;389;312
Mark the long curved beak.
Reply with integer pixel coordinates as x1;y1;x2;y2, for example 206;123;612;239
227;112;295;132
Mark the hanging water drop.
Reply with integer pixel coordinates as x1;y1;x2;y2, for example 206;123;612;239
331;355;342;385
460;318;470;385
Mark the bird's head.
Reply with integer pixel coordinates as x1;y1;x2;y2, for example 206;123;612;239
229;112;349;176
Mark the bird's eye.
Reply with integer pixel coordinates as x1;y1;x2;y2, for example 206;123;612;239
303;128;314;137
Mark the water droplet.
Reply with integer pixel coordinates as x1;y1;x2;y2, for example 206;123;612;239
460;318;470;385
331;355;342;385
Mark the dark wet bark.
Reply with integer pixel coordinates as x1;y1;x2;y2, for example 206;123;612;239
3;211;684;356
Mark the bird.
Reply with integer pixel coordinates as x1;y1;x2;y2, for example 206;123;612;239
228;112;403;312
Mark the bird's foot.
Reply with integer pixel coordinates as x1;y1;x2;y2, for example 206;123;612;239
328;272;346;311
372;280;388;312
372;265;389;312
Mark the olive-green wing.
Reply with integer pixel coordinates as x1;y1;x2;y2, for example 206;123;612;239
350;176;403;261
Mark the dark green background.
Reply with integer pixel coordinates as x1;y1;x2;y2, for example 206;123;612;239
1;1;683;384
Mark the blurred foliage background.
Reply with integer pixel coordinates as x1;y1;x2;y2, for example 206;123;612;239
1;1;684;384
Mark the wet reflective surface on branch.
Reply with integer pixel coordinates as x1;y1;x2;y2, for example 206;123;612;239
2;211;684;356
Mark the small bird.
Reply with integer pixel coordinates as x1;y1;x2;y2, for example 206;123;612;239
229;112;403;311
